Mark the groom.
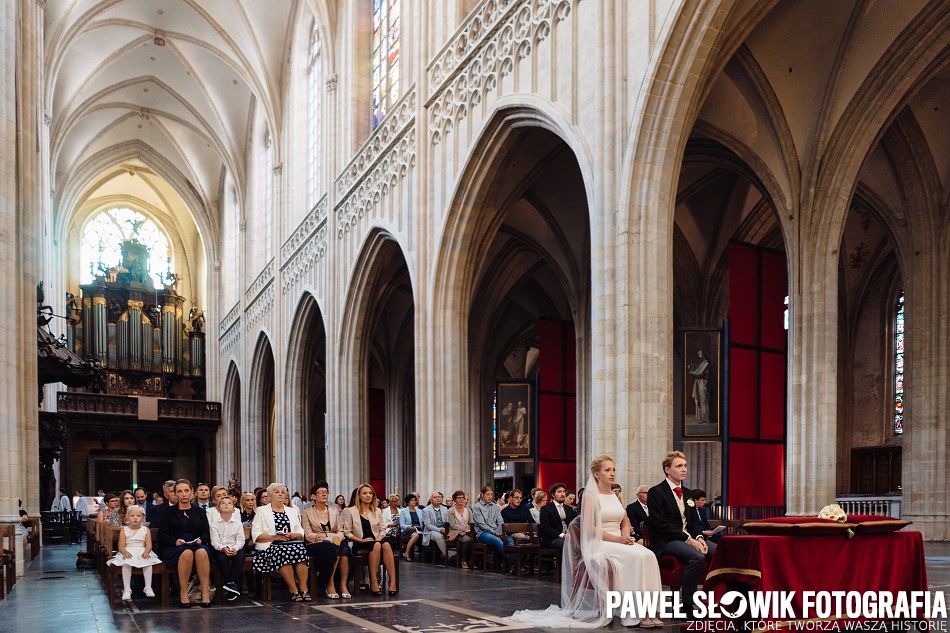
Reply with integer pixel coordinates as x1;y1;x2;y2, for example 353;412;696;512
646;451;716;617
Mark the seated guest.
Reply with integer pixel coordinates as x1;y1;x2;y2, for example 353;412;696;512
206;486;229;522
446;490;473;568
17;500;31;536
342;483;398;595
398;494;425;561
529;490;547;524
195;483;212;510
334;494;346;512
107;505;161;601
251;483;310;601
471;485;515;570
209;496;246;601
240;492;257;525
134;487;149;511
565;490;577;509
690;489;722;543
539;482;577;549
156;479;213;607
420;492;449;561
302;481;351;599
148;480;176;525
500;488;533;524
383;494;401;538
610;483;624;506
625;485;650;542
98;494;121;525
255;488;270;507
118;490;136;526
647;451;716;617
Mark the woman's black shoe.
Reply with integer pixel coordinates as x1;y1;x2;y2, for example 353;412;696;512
200;602;212;608
178;601;192;609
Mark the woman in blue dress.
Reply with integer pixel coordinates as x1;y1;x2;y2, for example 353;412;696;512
156;479;213;607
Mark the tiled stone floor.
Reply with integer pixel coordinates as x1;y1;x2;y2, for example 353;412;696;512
1;542;948;632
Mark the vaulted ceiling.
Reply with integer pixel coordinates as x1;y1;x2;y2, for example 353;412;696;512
46;0;303;252
674;0;950;327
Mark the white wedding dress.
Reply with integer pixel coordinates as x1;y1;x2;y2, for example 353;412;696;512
510;478;662;628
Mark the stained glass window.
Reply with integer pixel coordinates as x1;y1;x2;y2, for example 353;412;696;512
307;19;322;209
894;290;904;434
80;208;170;287
371;0;400;128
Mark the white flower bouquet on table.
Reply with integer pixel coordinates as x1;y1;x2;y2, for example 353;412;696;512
818;503;854;538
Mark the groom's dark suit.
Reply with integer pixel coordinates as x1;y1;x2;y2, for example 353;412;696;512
646;480;716;614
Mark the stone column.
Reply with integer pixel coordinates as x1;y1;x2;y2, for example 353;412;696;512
784;235;838;516
0;0;44;521
0;0;20;522
901;244;950;539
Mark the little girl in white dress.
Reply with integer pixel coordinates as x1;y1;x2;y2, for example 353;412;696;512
107;505;162;600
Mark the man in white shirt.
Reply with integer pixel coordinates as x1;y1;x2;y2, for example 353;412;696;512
538;483;578;549
626;485;650;539
57;488;72;513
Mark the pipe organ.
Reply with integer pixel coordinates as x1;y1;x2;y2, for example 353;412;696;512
66;240;206;399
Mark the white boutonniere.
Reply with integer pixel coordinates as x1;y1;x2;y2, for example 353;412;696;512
686;499;695;508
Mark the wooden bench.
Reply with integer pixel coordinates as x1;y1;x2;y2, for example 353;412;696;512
0;524;16;599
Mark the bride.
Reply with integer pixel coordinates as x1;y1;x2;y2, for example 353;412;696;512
512;454;663;628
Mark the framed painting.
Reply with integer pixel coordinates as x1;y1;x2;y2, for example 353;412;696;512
682;329;721;438
496;381;533;458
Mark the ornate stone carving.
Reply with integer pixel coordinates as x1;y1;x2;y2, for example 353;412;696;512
245;281;275;332
426;0;574;144
245;259;274;304
281;194;328;263
221;316;241;353
281;221;328;294
336;87;416;198
218;302;240;338
335;127;416;238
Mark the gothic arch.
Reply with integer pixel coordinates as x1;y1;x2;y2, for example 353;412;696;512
284;292;327;493
247;333;276;486
336;227;416;493
432;102;592;491
222;361;242;485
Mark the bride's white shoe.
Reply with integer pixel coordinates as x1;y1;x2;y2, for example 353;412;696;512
639;617;663;628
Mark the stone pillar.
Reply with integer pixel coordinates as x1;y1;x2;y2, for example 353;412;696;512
0;0;20;522
784;237;838;516
901;245;950;539
0;0;44;522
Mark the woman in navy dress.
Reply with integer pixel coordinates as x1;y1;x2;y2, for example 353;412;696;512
156;479;213;607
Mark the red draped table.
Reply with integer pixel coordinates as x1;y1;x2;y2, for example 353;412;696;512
703;532;927;622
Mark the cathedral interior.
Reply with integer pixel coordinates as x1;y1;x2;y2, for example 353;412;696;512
1;0;949;543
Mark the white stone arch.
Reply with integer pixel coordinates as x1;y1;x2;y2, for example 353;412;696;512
429;101;594;493
334;226;416;495
221;361;242;485
284;291;328;495
247;332;277;486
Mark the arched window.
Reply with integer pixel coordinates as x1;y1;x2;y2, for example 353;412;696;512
894;290;904;434
80;207;170;287
307;19;322;209
371;0;400;128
